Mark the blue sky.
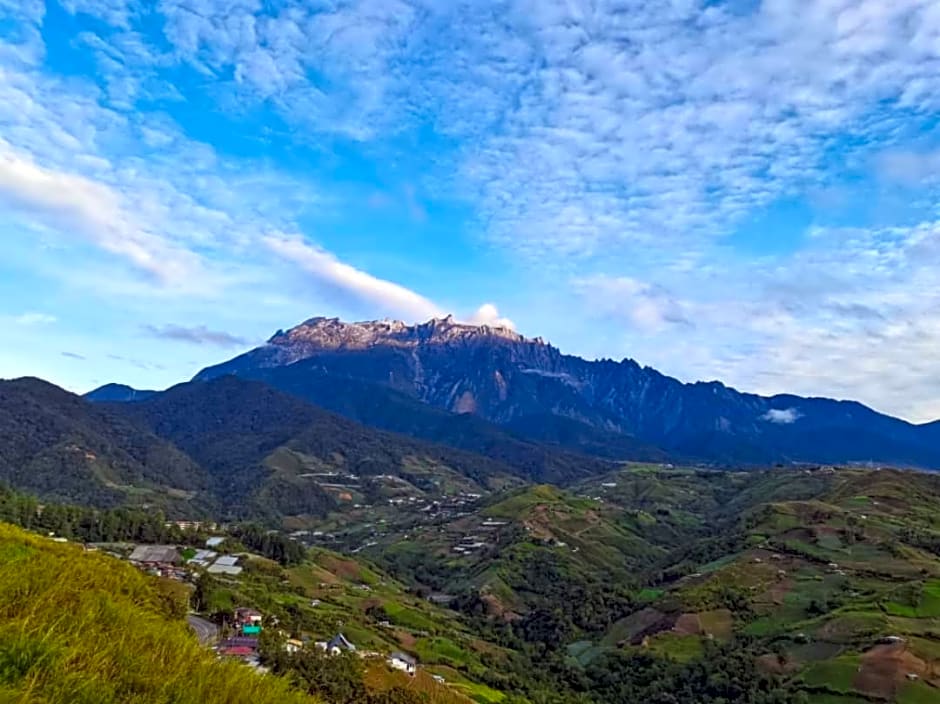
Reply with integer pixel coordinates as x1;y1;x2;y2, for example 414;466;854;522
2;0;940;422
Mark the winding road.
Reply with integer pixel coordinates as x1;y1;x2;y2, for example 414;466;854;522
187;614;219;646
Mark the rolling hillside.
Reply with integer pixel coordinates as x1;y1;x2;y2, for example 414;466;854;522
0;377;213;512
103;376;524;520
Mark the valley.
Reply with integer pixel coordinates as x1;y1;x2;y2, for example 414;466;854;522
3;317;940;703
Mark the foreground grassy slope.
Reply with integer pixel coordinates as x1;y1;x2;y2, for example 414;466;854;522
0;523;314;704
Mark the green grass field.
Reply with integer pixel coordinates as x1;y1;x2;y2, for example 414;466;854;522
0;523;314;704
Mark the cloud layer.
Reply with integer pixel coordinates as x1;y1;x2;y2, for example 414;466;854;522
143;324;249;348
2;0;940;420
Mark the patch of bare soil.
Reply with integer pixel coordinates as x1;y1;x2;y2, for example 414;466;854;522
854;643;927;700
757;653;800;675
673;613;702;636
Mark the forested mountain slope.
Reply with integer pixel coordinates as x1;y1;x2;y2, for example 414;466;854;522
194;316;940;468
0;377;212;511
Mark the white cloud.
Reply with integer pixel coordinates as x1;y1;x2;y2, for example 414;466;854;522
263;234;444;322
13;312;56;326
762;408;802;425
573;276;691;333
0;141;202;285
466;303;515;330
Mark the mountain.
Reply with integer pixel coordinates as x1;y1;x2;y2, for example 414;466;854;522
0;377;212;511
85;383;157;402
212;364;663;481
194;316;940;469
4;376;527;520
103;376;533;519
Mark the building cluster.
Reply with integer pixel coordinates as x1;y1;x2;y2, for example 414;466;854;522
200;603;424;679
450;518;507;555
217;608;265;670
124;537;244;580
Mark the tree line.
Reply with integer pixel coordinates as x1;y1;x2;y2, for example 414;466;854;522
0;484;306;566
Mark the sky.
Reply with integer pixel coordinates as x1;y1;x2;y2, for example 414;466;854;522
2;1;940;422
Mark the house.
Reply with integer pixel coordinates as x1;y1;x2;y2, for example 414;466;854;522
205;537;226;548
235;607;262;624
326;633;356;655
128;545;180;565
207;555;242;576
388;651;417;676
234;607;262;634
427;593;455;606
188;549;218;567
218;636;259;658
171;520;205;531
285;638;304;654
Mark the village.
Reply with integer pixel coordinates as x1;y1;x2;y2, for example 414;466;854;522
287;489;485;555
105;528;447;690
213;606;422;680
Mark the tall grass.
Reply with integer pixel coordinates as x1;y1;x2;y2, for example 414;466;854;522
0;523;316;704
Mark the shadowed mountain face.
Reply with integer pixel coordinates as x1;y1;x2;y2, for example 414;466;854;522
0;378;212;510
191;315;940;469
84;383;157;402
6;375;560;516
105;375;526;493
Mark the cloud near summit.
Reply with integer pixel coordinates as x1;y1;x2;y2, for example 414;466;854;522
264;235;514;330
3;0;940;418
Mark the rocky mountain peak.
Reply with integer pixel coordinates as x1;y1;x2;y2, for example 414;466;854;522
267;315;537;354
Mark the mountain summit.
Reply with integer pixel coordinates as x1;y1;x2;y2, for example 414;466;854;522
197;316;540;378
190;315;940;469
270;315;533;360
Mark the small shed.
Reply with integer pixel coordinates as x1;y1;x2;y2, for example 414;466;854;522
388;651;417;676
208;555;243;575
234;607;263;625
327;633;356;655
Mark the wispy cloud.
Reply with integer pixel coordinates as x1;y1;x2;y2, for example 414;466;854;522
12;312;56;326
573;276;692;333
877;149;940;186
143;324;249;348
61;351;86;360
0;140;202;285
263;234;444;322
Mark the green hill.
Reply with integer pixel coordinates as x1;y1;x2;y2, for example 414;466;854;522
0;378;213;513
0;521;314;704
108;376;522;521
213;365;638;483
